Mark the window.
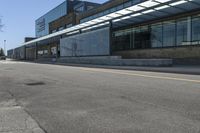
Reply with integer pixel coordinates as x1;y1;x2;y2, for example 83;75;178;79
116;5;123;10
132;28;135;49
163;21;176;47
176;18;188;46
59;27;64;31
151;23;163;48
38;50;44;55
134;27;141;49
103;10;110;15
112;14;200;52
124;1;132;8
110;7;116;13
66;24;73;28
140;26;151;48
192;15;200;42
133;26;151;49
113;29;132;51
75;6;84;12
44;50;48;55
87;6;94;10
52;30;57;33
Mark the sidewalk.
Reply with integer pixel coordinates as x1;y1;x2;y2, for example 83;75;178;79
9;59;200;75
54;63;200;75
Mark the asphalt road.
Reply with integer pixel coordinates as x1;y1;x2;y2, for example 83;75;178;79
0;60;200;133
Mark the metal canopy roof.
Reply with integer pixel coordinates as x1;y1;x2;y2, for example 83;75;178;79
24;0;200;47
112;0;200;27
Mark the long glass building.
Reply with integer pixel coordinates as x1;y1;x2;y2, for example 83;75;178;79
8;0;200;65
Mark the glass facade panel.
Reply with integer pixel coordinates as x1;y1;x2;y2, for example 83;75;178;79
125;26;151;49
112;14;200;52
163;21;176;47
192;15;200;42
132;28;135;49
134;27;141;49
151;23;163;48
140;26;151;49
176;18;188;46
113;29;132;51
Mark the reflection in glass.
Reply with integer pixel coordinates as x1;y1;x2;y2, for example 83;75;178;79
140;26;151;48
176;18;188;46
134;27;141;49
163;21;176;47
192;16;200;42
151;23;163;48
113;29;132;51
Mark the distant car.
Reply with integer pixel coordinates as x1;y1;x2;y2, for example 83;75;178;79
0;56;6;60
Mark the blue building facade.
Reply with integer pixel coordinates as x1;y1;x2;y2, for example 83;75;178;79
35;1;67;37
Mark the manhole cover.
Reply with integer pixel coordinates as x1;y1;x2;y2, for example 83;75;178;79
25;82;45;86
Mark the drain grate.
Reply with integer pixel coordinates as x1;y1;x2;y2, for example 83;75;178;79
25;82;45;86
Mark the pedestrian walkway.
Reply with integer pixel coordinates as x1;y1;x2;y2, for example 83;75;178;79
55;63;200;75
4;59;200;75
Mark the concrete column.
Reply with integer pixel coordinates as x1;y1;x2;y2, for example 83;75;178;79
187;16;192;43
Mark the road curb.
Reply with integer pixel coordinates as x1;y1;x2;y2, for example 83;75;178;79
54;62;200;75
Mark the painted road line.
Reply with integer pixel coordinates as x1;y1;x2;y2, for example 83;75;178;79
80;68;200;83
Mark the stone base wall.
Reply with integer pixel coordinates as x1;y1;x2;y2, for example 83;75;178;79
113;46;200;65
113;46;200;59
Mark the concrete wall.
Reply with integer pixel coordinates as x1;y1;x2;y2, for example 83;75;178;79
113;46;200;59
58;57;172;67
60;27;110;57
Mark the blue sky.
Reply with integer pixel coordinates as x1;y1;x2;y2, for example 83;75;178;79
0;0;107;51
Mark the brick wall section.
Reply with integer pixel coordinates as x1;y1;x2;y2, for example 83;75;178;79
49;13;76;33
